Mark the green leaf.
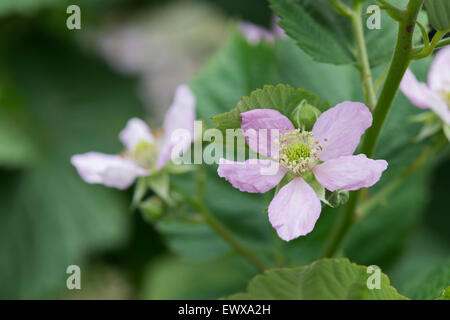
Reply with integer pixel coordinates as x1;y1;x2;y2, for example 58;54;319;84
191;28;278;128
212;84;329;132
227;258;407;300
0;25;146;298
401;258;450;300
0;108;38;167
0;164;129;299
437;287;450;300
0;0;60;16
270;0;354;65
270;0;428;67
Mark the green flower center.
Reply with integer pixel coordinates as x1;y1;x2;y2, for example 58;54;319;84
444;91;450;107
284;142;311;162
132;141;158;168
278;129;321;175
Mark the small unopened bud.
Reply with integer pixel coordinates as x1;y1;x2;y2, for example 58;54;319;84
139;197;163;222
327;190;350;208
291;100;322;131
424;0;450;31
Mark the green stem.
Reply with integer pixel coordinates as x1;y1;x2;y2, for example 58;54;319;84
189;198;268;271
361;0;424;158
378;0;406;21
413;37;450;54
322;0;424;258
351;0;377;109
328;0;353;17
412;30;449;60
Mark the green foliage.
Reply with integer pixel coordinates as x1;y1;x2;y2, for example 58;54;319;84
0;25;145;298
191;28;278;128
270;0;354;65
176;28;445;300
1;1;444;300
343;58;434;267
0;0;124;17
0;108;37;167
401;258;450;300
0;164;129;299
437;287;450;300
212;83;330;132
270;0;428;67
227;258;407;300
141;255;256;299
0;0;60;16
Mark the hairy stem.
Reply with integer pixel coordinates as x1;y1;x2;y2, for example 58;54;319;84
177;166;268;271
351;0;377;109
361;0;423;158
322;0;424;258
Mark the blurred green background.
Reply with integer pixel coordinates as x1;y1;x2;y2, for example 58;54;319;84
0;0;448;299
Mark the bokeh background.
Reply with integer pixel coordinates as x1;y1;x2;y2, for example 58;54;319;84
0;0;448;299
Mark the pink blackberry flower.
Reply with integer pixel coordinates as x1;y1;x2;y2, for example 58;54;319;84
218;102;388;241
71;84;195;189
400;46;450;125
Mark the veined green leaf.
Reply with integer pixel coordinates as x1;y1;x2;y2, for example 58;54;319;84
226;258;407;300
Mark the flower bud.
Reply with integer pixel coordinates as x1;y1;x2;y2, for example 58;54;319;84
291;100;322;131
424;0;450;31
327;190;350;208
139;197;163;222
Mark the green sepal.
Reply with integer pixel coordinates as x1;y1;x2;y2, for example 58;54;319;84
291;100;322;131
147;171;175;206
409;111;446;142
302;171;331;207
130;177;149;211
274;171;296;195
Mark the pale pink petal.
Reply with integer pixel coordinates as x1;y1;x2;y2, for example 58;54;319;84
271;14;285;37
312;154;388;192
268;177;321;242
217;158;287;193
241;109;294;158
157;84;196;169
71;152;148;190
422;88;450;125
400;69;431;109
312;102;372;161
240;22;275;44
428;46;450;93
119;118;154;152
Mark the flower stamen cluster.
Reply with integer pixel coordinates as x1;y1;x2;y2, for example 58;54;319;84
278;129;321;175
129;141;158;169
